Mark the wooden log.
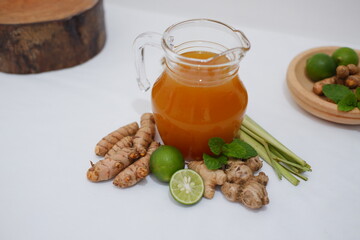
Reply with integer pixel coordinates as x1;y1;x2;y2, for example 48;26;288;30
0;0;106;74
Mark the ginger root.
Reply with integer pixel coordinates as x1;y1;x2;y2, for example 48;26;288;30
345;75;360;89
113;141;160;188
225;156;263;184
335;65;349;80
348;64;360;75
188;161;227;199
221;173;269;209
129;113;156;160
221;157;269;209
95;122;139;156
313;64;360;95
337;64;360;88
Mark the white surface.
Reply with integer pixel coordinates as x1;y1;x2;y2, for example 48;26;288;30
1;1;360;240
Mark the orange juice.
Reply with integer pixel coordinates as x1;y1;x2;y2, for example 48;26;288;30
152;51;248;161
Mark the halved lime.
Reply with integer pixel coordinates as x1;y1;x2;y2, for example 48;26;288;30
169;169;204;205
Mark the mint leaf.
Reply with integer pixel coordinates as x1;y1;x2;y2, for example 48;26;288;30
355;87;360;101
203;154;227;170
208;137;225;155
235;139;258;158
338;92;357;112
222;142;245;158
222;139;257;159
323;84;353;103
358;101;360;110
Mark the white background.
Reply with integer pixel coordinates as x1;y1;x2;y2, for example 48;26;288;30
0;0;360;239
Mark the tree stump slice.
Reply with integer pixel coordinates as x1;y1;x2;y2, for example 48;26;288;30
0;0;106;74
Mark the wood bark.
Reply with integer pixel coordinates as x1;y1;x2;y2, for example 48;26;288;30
0;0;106;74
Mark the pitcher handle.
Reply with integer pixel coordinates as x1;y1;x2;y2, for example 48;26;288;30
133;32;163;92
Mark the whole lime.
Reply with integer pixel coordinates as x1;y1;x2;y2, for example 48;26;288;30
306;53;336;82
332;47;359;66
150;145;185;182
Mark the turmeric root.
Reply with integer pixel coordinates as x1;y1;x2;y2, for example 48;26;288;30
88;113;157;182
313;64;360;95
113;141;160;188
87;136;135;182
313;76;336;95
95;122;139;156
129;113;156;160
87;159;124;183
221;173;269;209
345;75;360;89
105;136;134;158
221;157;269;209
188;161;227;199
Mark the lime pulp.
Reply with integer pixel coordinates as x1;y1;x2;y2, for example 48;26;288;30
169;169;204;205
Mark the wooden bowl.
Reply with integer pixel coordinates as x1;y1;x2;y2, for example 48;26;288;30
286;46;360;125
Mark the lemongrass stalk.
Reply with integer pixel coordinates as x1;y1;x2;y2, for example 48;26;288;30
239;130;271;166
240;126;282;179
269;145;288;162
269;145;300;173
279;163;308;181
273;157;310;172
243;115;305;166
239;130;300;185
273;161;300;186
243;115;307;167
270;145;312;172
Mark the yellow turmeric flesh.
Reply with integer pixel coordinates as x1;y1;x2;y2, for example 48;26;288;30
113;141;160;188
95;122;139;156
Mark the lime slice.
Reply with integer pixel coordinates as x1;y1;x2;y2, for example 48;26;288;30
169;169;204;205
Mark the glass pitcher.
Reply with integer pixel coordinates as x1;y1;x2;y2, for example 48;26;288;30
134;19;250;161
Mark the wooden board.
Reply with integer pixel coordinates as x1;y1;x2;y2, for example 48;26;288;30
286;46;360;125
0;0;106;74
